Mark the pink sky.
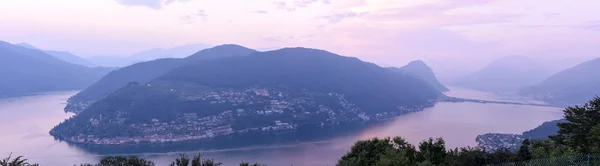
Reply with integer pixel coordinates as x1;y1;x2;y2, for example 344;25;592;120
0;0;599;72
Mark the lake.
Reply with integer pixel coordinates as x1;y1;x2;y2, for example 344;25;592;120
0;87;564;166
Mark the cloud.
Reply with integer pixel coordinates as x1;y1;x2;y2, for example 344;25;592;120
115;0;191;9
302;34;316;38
272;1;294;11
361;0;518;27
575;21;600;31
262;35;301;42
272;0;330;11
293;0;329;7
262;37;282;42
543;12;560;19
319;11;367;23
253;10;269;14
181;10;208;24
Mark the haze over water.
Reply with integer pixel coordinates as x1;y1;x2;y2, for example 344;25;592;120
0;87;563;166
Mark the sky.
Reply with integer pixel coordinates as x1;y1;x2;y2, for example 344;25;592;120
1;0;599;74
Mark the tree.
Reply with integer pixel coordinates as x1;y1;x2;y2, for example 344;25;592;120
417;138;446;165
551;96;600;153
392;137;417;162
239;162;266;166
200;159;221;166
587;124;600;153
487;147;515;164
530;140;573;159
168;154;220;166
444;147;489;166
75;164;93;166
191;154;201;166
170;154;190;166
515;139;533;162
0;153;38;166
374;149;411;166
96;156;155;166
337;137;396;166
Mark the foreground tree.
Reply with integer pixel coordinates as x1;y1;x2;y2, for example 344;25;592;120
0;153;38;166
514;139;533;162
338;137;450;166
100;156;155;166
239;162;267;166
338;137;399;166
77;156;155;166
416;138;446;165
167;154;223;166
551;96;600;153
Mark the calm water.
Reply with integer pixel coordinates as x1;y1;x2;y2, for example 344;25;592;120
0;88;564;166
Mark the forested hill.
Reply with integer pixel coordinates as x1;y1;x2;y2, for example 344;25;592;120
520;57;600;105
52;47;441;143
160;48;441;110
389;60;449;92
64;44;257;113
0;40;112;97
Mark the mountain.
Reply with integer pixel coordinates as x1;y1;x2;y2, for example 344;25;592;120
15;42;97;67
520;58;600;105
16;42;38;49
131;43;213;59
522;119;566;140
44;50;97;67
65;44;257;113
0;41;112;97
389;60;449;92
51;47;441;145
449;56;554;94
86;43;212;67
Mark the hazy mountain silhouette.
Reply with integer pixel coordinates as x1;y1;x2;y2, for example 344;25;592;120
65;44;256;113
87;43;212;67
15;42;38;49
389;60;449;92
16;42;97;67
520;57;600;105
449;55;554;94
44;50;97;67
0;41;112;97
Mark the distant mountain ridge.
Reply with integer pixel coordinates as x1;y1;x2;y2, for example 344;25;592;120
449;55;554;94
16;43;97;67
520;57;600;105
86;43;212;67
65;44;256;113
0;41;112;97
390;60;449;92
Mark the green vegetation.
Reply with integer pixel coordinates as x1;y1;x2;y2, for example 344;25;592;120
1;153;39;166
337;96;600;166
